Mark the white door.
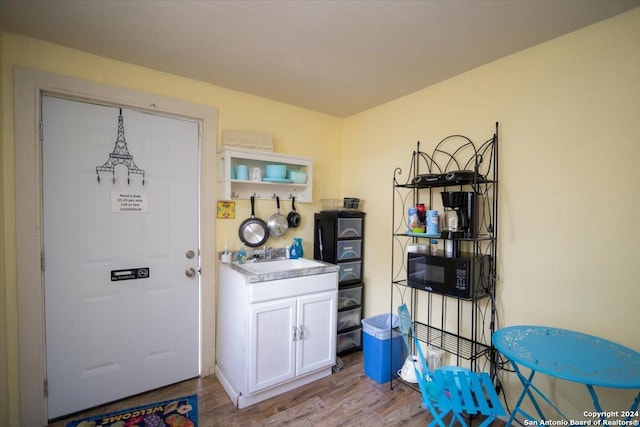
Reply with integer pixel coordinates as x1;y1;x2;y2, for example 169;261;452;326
297;291;337;376
42;96;200;419
249;299;297;393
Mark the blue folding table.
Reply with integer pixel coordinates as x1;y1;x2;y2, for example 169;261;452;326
493;325;640;425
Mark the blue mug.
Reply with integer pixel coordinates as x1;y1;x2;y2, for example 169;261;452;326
236;165;249;181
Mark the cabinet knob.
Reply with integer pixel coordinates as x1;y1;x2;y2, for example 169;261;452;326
185;267;197;278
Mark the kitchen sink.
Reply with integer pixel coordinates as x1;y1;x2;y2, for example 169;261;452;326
230;257;339;282
238;258;323;274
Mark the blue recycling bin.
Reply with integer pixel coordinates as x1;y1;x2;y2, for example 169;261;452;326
361;314;404;383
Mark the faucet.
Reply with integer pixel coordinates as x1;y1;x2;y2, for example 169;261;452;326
265;246;273;261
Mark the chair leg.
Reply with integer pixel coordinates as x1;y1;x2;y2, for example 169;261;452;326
452;413;468;426
427;410;471;427
478;415;496;427
427;409;451;427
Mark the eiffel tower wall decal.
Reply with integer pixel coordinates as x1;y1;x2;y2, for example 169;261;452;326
96;108;146;185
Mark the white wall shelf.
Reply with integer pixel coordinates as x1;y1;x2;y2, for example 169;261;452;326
218;148;313;202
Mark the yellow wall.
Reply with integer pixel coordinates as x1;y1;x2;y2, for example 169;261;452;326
0;33;341;425
344;7;640;419
2;6;640;424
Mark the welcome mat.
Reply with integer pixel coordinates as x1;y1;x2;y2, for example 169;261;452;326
66;394;198;427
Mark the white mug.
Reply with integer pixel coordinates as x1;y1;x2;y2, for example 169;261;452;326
251;167;262;182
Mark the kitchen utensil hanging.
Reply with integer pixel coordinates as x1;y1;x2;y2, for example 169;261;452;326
267;196;288;237
239;196;269;247
287;196;301;228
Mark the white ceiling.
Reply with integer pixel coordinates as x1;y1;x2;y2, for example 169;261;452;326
1;0;639;117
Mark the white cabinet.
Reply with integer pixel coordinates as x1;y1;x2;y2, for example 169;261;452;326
249;291;336;393
218;148;313;202
215;263;337;408
249;298;296;392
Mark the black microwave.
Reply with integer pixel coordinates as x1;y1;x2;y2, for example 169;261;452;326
407;252;492;299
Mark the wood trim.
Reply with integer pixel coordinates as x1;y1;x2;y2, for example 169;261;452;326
14;67;218;425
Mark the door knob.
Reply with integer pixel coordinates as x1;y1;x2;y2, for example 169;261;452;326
185;267;197;278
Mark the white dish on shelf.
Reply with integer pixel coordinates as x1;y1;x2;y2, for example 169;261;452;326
262;177;292;183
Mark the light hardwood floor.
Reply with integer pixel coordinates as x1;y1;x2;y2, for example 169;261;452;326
49;352;504;426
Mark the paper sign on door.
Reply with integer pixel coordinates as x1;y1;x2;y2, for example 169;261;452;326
111;192;148;213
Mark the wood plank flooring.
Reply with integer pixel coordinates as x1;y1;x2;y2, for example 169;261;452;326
49;352;505;426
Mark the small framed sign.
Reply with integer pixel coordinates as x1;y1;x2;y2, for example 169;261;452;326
217;201;235;219
111;267;150;281
222;129;273;151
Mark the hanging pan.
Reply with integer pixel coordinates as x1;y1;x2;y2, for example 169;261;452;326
239;196;269;247
287;196;301;228
267;196;289;237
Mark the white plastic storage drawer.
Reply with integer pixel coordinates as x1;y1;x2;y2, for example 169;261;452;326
338;261;362;283
337;240;362;261
337;328;362;353
338;286;363;310
337;307;362;331
337;218;363;238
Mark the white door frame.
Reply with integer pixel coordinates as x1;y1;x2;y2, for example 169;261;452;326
14;67;218;426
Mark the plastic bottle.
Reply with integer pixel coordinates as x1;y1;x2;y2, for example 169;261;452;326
293;238;303;258
237;246;247;264
221;242;232;263
408;207;419;232
289;240;300;259
430;239;439;255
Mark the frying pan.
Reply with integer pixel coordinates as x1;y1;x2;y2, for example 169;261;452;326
267;196;288;237
239;196;269;247
287;196;301;228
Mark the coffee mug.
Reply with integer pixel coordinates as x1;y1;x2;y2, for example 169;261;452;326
251;167;262;182
236;165;249;181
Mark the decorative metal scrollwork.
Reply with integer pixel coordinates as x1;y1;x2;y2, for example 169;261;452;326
96;108;146;185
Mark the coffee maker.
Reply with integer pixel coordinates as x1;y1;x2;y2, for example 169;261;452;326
441;191;477;255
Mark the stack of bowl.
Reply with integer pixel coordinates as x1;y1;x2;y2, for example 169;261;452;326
288;169;307;184
263;165;307;184
264;164;287;180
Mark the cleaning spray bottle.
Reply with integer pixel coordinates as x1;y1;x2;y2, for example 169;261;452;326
290;238;303;259
289;239;300;259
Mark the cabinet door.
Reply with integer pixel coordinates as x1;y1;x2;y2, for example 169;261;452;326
249;299;296;393
296;291;337;376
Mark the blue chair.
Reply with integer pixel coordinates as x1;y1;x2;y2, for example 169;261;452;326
397;303;505;427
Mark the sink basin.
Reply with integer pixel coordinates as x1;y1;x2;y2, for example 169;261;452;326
237;258;325;274
229;257;339;283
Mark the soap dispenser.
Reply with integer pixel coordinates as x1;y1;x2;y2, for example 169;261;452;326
289;237;302;259
237;246;247;264
290;238;303;259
